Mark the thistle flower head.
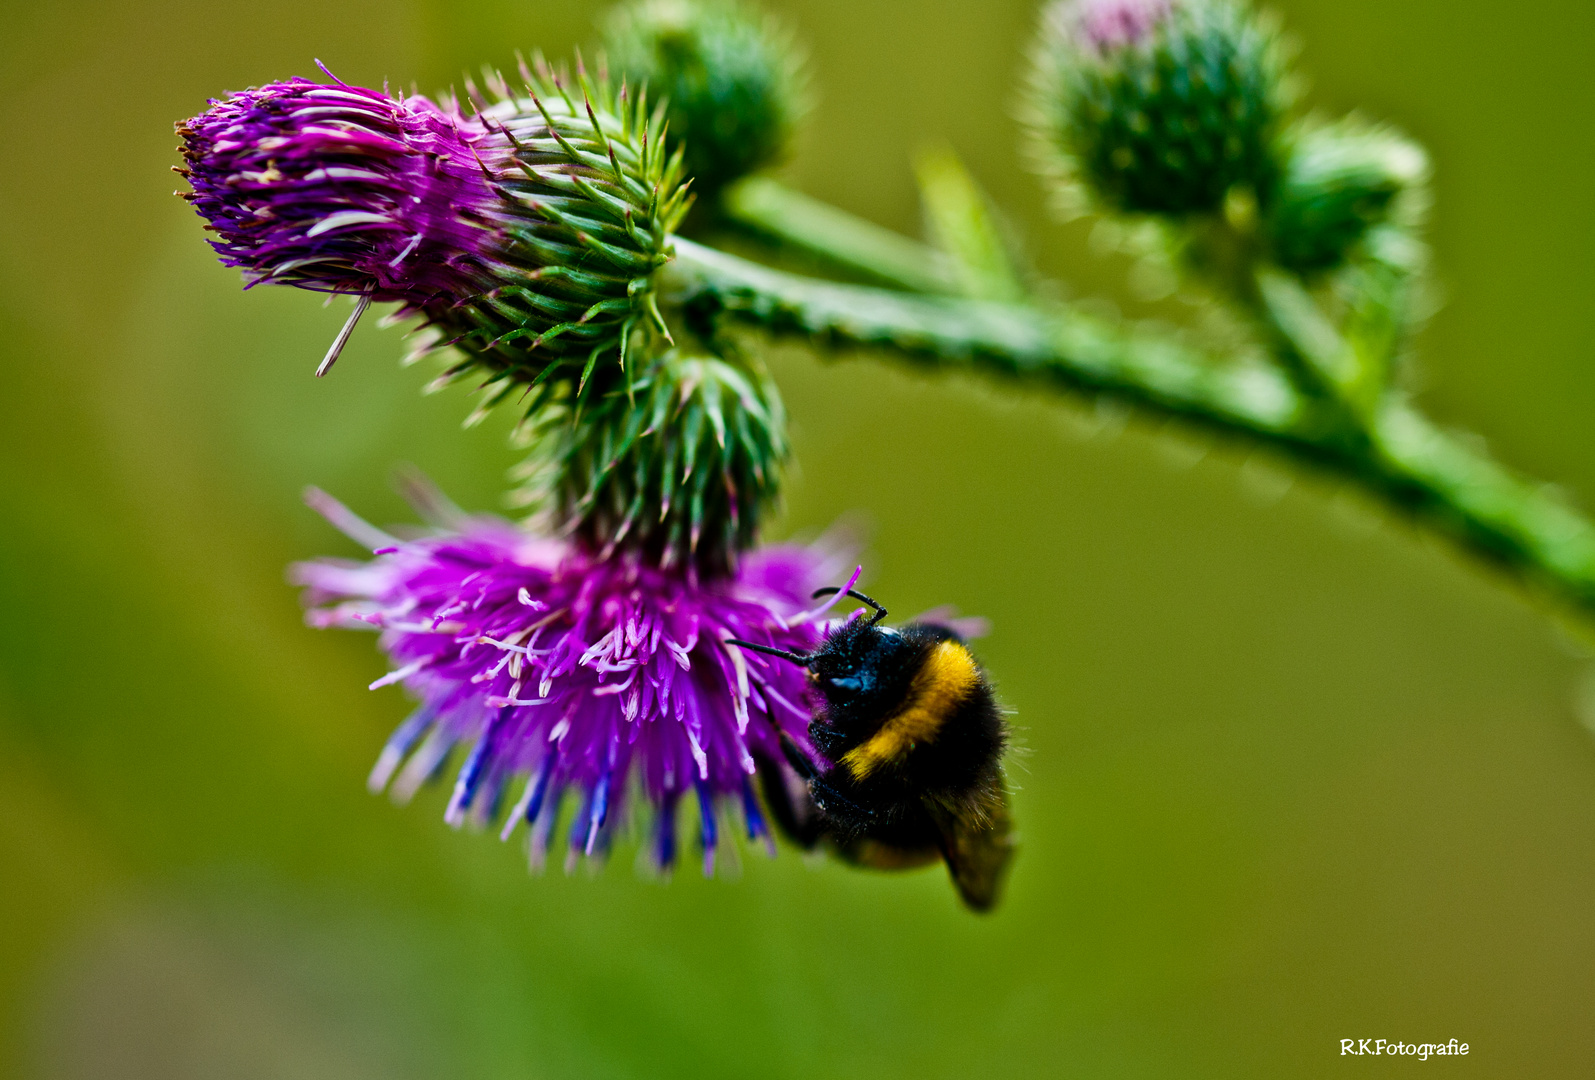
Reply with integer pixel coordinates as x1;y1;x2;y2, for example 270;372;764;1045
603;0;807;199
177;61;690;386
1025;0;1291;218
179;78;498;305
292;489;850;873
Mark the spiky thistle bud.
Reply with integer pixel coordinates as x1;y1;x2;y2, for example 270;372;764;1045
1265;116;1429;274
602;0;806;200
176;61;689;386
514;348;787;574
1025;0;1291;219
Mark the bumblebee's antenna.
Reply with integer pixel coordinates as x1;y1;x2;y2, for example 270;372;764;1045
724;639;813;666
810;586;888;627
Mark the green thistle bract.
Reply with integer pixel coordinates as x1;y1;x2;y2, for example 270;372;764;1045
1265;116;1429;274
439;58;693;393
513;349;788;574
1026;0;1291;219
603;0;806;200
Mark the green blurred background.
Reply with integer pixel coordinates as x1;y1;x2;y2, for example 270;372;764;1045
3;0;1594;1076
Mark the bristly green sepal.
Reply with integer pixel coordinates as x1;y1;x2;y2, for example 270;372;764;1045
511;348;788;575
1265;115;1430;275
425;54;693;393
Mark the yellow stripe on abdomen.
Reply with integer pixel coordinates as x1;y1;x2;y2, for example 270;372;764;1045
840;640;979;780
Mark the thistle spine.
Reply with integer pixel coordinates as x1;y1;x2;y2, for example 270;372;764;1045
435;54;693;392
511;346;789;574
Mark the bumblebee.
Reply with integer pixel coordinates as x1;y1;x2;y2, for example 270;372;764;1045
729;586;1015;911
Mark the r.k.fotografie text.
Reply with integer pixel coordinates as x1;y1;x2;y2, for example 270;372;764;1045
1341;1039;1468;1059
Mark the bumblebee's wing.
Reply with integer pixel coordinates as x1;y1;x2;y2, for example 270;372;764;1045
924;787;1016;913
905;606;991;642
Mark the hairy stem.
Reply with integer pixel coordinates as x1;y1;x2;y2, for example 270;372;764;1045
721;177;959;293
666;236;1595;619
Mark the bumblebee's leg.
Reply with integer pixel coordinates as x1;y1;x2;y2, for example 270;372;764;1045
754;753;827;849
777;730;820;780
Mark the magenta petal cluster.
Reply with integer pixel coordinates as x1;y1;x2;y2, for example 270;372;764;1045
1060;0;1174;53
177;75;502;305
292;491;848;873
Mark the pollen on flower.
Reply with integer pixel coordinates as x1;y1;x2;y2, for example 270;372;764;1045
291;488;852;874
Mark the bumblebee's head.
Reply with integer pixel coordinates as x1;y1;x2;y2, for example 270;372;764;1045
804;615;890;704
727;584;915;722
724;584;890;706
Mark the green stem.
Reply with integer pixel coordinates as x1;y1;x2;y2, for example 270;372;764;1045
668;238;1306;435
1371;406;1595;607
721;177;959;293
666;237;1595;619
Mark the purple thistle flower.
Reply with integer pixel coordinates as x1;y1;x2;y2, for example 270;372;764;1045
1054;0;1175;54
291;488;854;874
177;75;501;308
175;65;688;381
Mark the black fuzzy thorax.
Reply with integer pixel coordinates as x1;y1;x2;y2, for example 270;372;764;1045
803;621;1005;838
749;614;1017;911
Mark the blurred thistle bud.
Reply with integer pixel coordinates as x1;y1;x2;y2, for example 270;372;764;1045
176;61;690;386
603;0;806;200
1025;0;1292;218
1265;116;1429;274
514;349;787;574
